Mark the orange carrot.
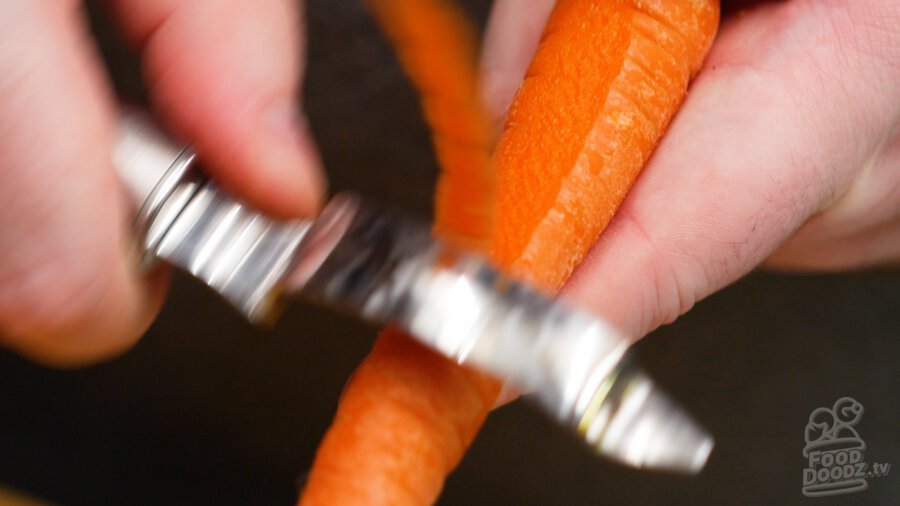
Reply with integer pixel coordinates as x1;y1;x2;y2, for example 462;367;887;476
301;3;499;503
300;1;719;504
298;328;498;505
494;0;719;289
363;0;495;251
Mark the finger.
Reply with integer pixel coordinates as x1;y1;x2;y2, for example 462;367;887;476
770;216;900;271
767;130;900;270
0;1;166;366
561;1;900;338
109;0;325;219
481;0;555;132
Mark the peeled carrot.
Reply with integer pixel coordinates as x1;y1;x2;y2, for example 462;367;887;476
300;1;719;504
494;0;719;289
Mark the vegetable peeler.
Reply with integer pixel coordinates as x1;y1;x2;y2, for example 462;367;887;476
113;110;713;474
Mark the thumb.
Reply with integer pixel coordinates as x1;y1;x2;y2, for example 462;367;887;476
0;1;166;366
110;0;325;219
561;2;899;338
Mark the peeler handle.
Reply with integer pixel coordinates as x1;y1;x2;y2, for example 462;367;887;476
113;110;311;324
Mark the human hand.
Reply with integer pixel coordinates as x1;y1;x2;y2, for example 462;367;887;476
0;0;325;366
483;0;900;339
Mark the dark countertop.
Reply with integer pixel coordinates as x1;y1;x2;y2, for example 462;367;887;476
1;1;897;505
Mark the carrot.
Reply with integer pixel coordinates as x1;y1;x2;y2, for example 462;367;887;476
363;0;495;251
494;0;719;289
298;328;499;505
300;1;719;504
301;3;499;503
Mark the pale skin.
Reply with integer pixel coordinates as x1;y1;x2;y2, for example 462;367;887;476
485;0;900;339
0;0;325;365
0;0;897;368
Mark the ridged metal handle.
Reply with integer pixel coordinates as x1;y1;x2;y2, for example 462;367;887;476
114;111;311;323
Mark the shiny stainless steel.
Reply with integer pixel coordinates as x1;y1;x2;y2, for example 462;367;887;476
114;111;199;267
578;360;714;472
289;198;713;473
113;111;713;473
151;181;311;324
115;111;311;323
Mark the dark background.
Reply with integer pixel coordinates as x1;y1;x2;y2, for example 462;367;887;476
1;1;897;505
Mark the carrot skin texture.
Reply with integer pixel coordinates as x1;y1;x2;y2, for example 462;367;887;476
300;1;719;504
364;0;495;251
299;329;497;505
493;0;720;289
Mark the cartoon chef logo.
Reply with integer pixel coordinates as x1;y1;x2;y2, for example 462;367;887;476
801;397;891;497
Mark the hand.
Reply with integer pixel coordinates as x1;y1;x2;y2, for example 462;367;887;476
483;0;900;339
0;0;325;366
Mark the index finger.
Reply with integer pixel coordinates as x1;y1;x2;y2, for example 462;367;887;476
562;1;900;338
109;0;326;219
